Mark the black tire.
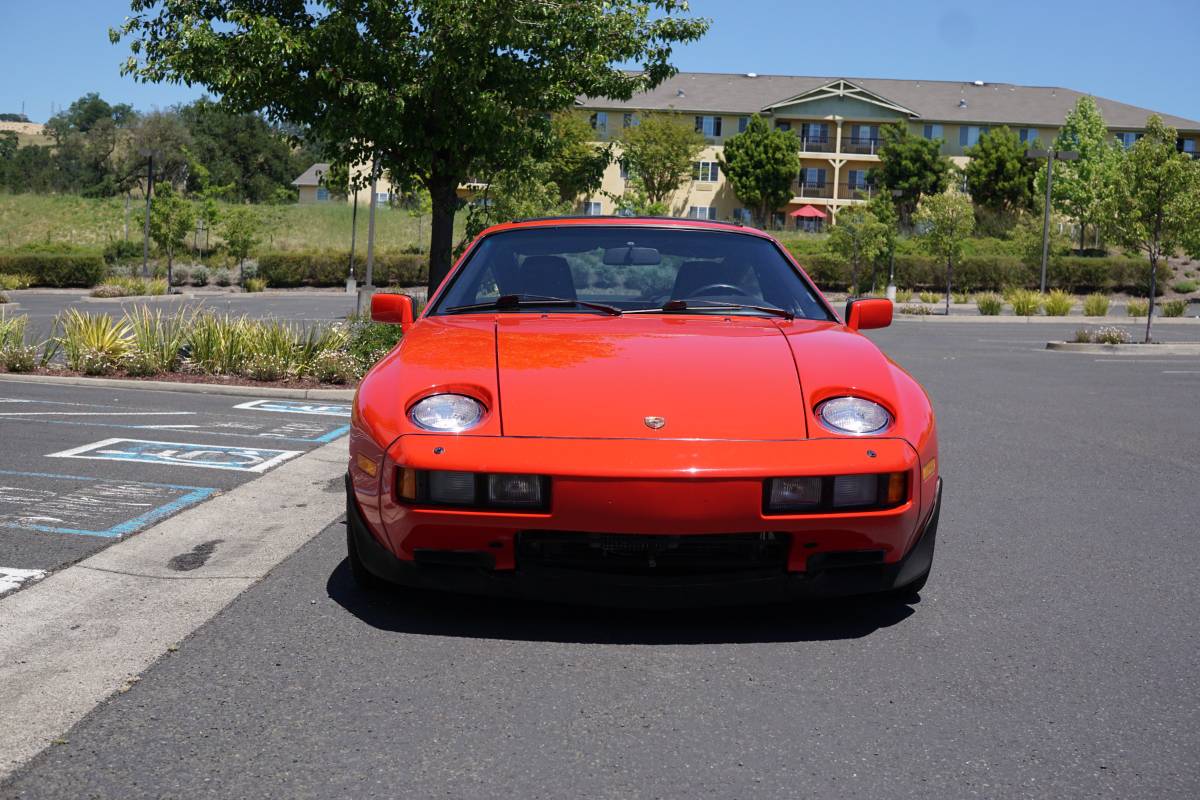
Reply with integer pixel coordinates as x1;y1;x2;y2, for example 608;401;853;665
346;524;389;594
881;570;929;605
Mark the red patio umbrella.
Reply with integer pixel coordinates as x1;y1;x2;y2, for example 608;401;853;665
789;205;827;219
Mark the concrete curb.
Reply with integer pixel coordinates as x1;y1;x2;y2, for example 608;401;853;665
894;314;1199;324
82;293;196;304
1046;341;1200;355
0;372;356;401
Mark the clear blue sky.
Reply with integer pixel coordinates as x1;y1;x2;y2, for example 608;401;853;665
3;0;1198;124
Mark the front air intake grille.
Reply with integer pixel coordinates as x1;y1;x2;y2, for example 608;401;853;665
516;531;791;576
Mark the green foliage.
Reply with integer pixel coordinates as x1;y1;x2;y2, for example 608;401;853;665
871;123;953;225
90;276;168;297
1047;96;1121;249
463;161;574;241
147;185;195;270
1043;289;1074;316
0;251;107;287
894;289;913;303
56;309;132;371
1094;326;1133;344
546;113;612;204
975;293;1003;315
827;205;887;296
0;273;35;290
915;191;974;311
244;277;267;293
346;311;406;374
918;291;940;304
1126;299;1148;317
1160;299;1188;317
964;126;1041;218
1173;280;1197;293
1082;293;1110;317
718;115;800;225
899;303;932;315
124;305;191;374
258;252;427;287
617;112;707;207
1010;288;1043;316
607;176;668;217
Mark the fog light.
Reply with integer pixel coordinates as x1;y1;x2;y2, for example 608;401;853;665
769;477;822;511
428;470;476;505
832;475;877;508
488;474;545;507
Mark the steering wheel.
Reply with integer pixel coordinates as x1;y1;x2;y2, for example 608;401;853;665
686;283;754;299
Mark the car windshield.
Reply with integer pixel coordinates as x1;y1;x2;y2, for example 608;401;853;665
431;226;833;320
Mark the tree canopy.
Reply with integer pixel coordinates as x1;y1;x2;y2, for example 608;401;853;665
915;191;974;315
1047;96;1120;250
828;204;887;296
718;115;800;226
114;0;710;293
871;123;953;226
964;126;1040;220
617;112;707;208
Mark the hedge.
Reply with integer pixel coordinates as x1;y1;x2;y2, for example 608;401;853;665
785;246;1171;294
0;252;107;287
257;251;428;287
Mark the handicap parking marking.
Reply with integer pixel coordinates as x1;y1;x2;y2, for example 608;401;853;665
1;415;349;443
0;469;216;538
0;566;47;594
46;438;303;474
233;399;352;417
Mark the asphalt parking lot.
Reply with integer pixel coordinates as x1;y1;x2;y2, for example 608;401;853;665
2;320;1200;798
0;380;349;589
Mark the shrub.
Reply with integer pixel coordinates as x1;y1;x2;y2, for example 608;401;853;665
242;351;290;382
244;277;267;293
125;305;190;374
1173;280;1197;294
257;251;428;288
1094;326;1133;344
1010;288;1042;316
0;273;35;290
1082;293;1110;317
346;312;405;372
170;267;190;287
899;304;932;315
0;344;36;372
1161;299;1188;318
0;292;7;305
1043;290;1074;317
190;266;209;286
975;293;1003;315
56;309;131;371
185;313;252;375
102;240;143;265
311;350;358;384
145;279;168;296
0;251;107;287
213;269;233;287
952;291;970;305
1126;299;1148;317
89;283;128;298
918;291;940;304
1072;328;1092;343
894;289;913;303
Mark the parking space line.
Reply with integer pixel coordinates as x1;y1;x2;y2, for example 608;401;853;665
233;399;351;417
1;415;349;443
46;438;303;474
0;567;46;595
0;411;195;417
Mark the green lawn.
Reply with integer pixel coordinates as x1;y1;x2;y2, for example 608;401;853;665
0;193;461;253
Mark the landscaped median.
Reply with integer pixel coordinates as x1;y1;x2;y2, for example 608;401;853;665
0;304;407;389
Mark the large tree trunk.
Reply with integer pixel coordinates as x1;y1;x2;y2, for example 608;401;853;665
426;174;460;297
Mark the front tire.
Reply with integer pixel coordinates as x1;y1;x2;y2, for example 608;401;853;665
346;522;388;593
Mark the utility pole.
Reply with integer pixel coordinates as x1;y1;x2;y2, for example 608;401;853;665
356;155;381;315
1026;148;1079;294
347;190;358;295
887;189;904;301
140;152;155;279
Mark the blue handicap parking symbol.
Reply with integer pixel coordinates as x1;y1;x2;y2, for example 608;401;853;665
47;438;303;474
233;399;351;417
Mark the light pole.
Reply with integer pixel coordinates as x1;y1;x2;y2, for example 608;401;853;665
1026;148;1079;294
138;149;157;279
356;154;382;315
886;189;904;301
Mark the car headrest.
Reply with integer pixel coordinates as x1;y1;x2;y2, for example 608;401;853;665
519;255;576;301
672;260;737;300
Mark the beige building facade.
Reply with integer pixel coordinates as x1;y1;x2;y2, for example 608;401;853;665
577;74;1200;227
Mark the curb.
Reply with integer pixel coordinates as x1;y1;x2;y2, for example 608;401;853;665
82;293;196;304
0;372;355;400
1046;341;1200;355
894;314;1200;324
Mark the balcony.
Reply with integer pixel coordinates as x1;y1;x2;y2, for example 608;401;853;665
793;182;833;199
799;137;834;154
843;137;882;155
839;182;879;201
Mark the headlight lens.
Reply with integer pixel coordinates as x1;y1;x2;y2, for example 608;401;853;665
816;396;891;435
409;393;485;432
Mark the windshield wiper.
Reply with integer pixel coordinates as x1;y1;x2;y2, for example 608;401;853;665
626;298;794;320
445;294;622;316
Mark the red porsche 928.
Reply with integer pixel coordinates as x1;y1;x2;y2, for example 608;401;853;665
346;217;939;606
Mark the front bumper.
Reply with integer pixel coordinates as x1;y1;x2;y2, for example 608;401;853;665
346;471;941;607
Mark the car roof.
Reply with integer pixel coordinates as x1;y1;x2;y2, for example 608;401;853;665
476;216;778;241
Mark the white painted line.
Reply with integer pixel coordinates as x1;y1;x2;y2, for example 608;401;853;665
1163;370;1200;374
233;398;351;417
46;438;302;474
0;411;195;417
1092;359;1200;364
0;567;47;595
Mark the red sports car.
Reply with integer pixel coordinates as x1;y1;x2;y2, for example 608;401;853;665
346;217;939;606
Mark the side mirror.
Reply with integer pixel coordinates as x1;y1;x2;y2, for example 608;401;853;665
371;293;415;332
845;298;892;331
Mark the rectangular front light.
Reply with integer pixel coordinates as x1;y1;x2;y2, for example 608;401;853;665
832;475;878;508
427;470;476;505
768;477;822;511
488;474;545;507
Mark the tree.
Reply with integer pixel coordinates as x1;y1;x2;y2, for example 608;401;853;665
123;111;193;194
115;0;709;296
617;112;707;208
1047;96;1120;251
463;160;574;242
828;205;887;296
718;115;800;226
546;113;612;205
44;93;137;197
914;191;975;316
964;126;1040;221
607;176;668;217
871;122;952;227
867;191;898;291
148;184;195;281
222;206;261;285
1105;116;1200;342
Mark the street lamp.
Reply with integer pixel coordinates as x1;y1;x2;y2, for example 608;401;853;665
1026;148;1079;294
886;189;904;301
138;148;158;279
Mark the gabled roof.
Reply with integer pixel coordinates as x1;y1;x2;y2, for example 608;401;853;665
580;73;1200;131
763;79;918;117
292;162;330;187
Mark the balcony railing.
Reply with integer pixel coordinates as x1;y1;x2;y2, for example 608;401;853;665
843;137;882;155
799;137;834;153
793;182;833;199
839;182;879;200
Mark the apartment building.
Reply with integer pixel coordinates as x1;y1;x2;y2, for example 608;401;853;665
578;73;1200;228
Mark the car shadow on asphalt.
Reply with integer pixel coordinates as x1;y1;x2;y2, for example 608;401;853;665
325;559;916;645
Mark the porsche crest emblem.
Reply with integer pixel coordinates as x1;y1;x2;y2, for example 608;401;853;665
644;416;666;429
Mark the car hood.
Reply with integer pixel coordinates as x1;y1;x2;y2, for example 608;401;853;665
495;315;812;440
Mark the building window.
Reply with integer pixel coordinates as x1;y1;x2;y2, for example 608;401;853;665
1116;131;1141;148
581;201;603;216
799;167;827;187
375;191;390;204
800;122;829;144
1182;138;1197;154
1019;128;1040;144
687;206;718;220
590;112;608;134
623;113;638;128
958;125;989;148
922;124;944;141
619;158;630;180
695;115;722;138
315;187;330;202
692;161;720;182
847;169;870;190
733;208;752;223
738;116;750;133
775;121;791;132
849;124;879;143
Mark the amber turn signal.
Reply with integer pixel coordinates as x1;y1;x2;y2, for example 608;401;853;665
355;453;379;477
396;468;418;500
885;472;907;505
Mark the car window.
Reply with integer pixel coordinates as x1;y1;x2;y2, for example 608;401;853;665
433;227;832;320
